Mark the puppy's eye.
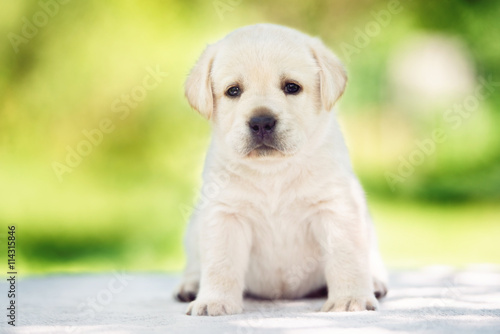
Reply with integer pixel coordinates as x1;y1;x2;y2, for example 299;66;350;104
283;82;301;95
226;86;241;97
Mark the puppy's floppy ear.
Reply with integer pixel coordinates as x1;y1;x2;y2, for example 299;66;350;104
310;38;347;111
185;44;218;119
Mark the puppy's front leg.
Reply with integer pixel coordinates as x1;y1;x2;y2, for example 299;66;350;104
187;212;251;316
314;209;378;312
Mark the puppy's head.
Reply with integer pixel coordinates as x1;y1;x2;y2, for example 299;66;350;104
185;24;346;160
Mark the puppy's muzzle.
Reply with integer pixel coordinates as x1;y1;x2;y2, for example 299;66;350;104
249;115;276;142
245;108;283;156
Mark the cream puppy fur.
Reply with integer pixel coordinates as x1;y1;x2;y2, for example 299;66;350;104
175;24;388;316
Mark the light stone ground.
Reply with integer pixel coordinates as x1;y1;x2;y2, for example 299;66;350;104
2;265;500;334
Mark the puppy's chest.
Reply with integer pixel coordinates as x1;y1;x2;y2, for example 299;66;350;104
242;186;319;252
230;172;329;298
233;171;327;233
243;193;324;298
245;182;315;224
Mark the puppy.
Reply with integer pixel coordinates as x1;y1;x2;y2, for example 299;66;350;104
175;24;388;316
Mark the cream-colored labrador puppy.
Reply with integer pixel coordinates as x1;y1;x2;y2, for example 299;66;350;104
175;24;388;316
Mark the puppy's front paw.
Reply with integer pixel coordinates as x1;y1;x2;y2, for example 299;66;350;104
186;299;243;316
321;294;379;312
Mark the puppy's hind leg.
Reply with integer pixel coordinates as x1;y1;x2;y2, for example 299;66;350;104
174;214;201;302
365;213;388;299
370;232;388;299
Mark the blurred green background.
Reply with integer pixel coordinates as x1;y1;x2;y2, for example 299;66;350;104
1;0;499;274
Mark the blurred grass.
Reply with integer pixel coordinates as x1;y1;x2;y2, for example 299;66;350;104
7;177;500;274
1;0;499;274
5;166;500;274
371;198;500;268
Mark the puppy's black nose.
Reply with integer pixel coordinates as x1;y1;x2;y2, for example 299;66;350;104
249;115;276;137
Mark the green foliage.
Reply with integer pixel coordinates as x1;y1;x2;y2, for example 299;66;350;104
0;0;499;273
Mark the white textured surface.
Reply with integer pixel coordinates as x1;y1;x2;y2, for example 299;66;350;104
2;265;500;334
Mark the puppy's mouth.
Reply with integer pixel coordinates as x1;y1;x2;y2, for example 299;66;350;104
255;144;274;151
246;141;284;158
